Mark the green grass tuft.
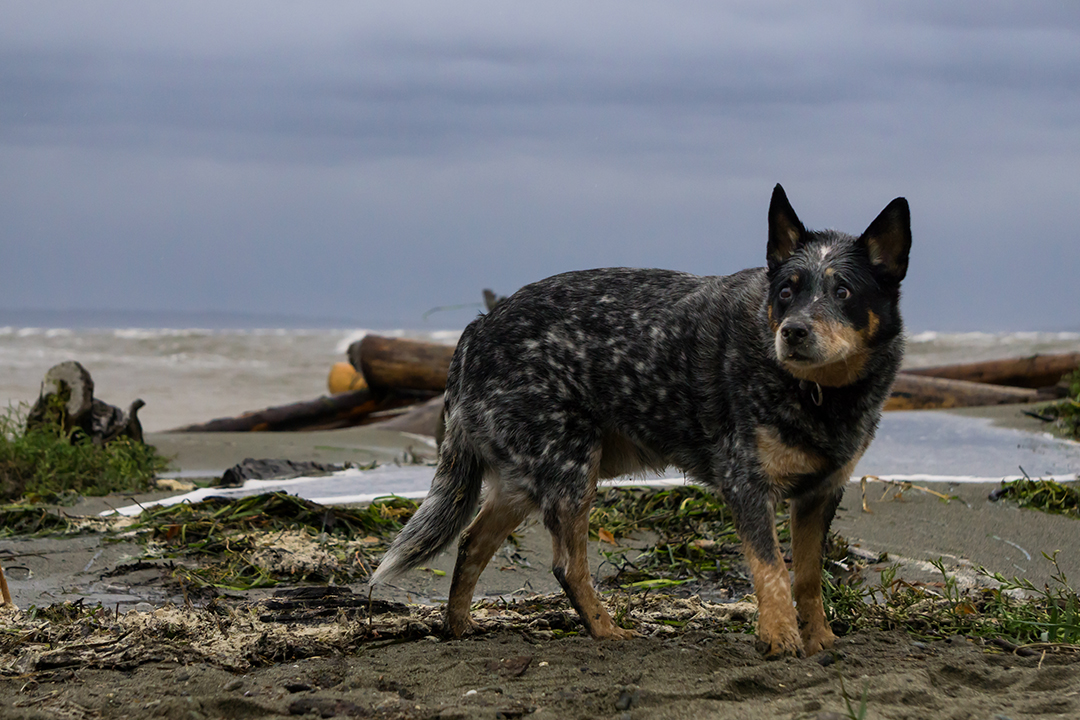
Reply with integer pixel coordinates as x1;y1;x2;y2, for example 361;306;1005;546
0;402;170;503
826;554;1080;649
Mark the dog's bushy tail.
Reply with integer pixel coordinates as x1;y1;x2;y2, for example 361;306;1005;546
368;438;484;585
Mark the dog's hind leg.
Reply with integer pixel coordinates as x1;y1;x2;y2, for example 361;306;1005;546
446;483;530;637
542;478;633;640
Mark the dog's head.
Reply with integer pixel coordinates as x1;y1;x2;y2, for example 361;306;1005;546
765;184;910;387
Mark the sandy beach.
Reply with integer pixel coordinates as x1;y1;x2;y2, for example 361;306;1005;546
2;404;1079;719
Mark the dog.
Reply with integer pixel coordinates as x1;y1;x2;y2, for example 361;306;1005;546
370;184;910;657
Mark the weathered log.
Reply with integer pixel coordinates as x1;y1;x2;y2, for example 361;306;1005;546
368;395;446;437
169;388;437;433
27;361;145;444
885;373;1044;411
905;352;1080;390
348;336;455;392
27;361;94;434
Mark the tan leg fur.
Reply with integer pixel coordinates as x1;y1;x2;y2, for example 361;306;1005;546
446;490;528;637
548;486;633;640
745;530;802;658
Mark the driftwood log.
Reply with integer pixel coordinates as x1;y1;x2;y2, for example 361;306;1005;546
27;361;146;444
178;339;1079;432
885;374;1045;411
170;388;438;433
348;336;455;392
904;352;1080;390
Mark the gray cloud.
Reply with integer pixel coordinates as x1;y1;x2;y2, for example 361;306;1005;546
1;1;1078;330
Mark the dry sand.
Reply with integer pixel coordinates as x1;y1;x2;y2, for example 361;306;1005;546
3;406;1080;719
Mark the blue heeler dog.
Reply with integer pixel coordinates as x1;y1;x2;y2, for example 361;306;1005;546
371;184;910;657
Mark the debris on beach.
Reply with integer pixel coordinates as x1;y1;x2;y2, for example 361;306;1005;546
905;352;1080;390
3;482;1080;704
990;475;1080;519
0;589;758;675
1023;367;1080;439
0;365;168;504
26;361;146;445
125;492;418;592
215;457;356;488
2;565;1079;680
1;360;169;603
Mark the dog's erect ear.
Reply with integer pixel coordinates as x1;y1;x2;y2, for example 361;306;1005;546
858;197;911;282
767;184;806;271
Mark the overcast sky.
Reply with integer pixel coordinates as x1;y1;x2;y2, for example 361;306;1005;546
1;2;1078;331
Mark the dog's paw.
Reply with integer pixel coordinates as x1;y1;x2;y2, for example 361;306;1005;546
595;625;636;641
445;612;481;639
800;625;837;657
755;630;805;659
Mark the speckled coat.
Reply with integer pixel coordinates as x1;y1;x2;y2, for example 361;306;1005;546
372;184;911;657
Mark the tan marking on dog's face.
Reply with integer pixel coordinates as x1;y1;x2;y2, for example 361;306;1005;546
767;305;779;333
861;309;880;344
755;426;826;487
779;318;870;387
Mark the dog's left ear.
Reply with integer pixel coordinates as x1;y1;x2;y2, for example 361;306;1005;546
767;184;806;271
858;197;911;282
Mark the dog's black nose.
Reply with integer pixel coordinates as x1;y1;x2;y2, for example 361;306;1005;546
781;323;810;345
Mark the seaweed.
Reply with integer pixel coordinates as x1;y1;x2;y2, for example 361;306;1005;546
128;492;420;591
990;476;1080;520
6;482;1080;655
1030;368;1080;440
0;504;80;537
587;485;846;597
589;485;740;587
825;554;1080;650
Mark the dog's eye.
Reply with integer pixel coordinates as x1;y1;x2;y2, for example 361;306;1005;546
779;287;793;302
835;286;851;300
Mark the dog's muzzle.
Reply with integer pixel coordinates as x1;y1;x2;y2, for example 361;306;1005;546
777;320;816;362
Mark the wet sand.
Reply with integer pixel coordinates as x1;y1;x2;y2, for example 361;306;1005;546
2;404;1079;719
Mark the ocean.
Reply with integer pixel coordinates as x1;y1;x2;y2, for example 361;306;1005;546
2;311;1080;433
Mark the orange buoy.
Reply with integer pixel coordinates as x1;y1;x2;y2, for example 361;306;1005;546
328;362;368;394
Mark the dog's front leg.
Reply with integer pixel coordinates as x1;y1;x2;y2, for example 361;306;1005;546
731;487;802;658
790;487;843;656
